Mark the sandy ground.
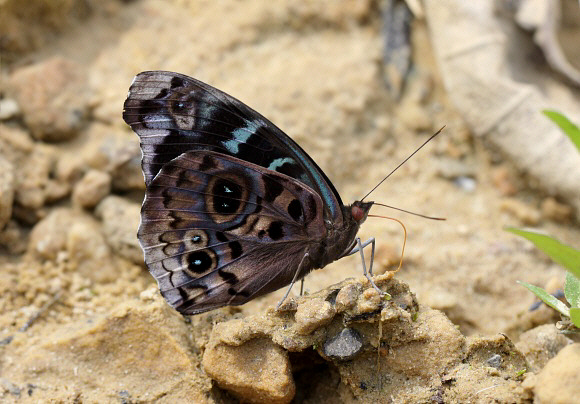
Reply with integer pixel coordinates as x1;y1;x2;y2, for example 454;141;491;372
1;0;579;403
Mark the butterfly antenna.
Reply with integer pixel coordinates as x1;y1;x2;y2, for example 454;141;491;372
368;214;407;273
373;202;445;221
360;126;445;201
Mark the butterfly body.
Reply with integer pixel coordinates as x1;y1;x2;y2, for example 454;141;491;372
123;71;372;314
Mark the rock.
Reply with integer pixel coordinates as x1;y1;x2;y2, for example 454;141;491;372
2;298;210;402
357;287;382;313
0;0;93;59
27;207;116;284
534;343;580;404
491;165;518;196
500;198;541;225
0;98;20;120
28;208;87;261
0;125;69;221
55;124;144;192
203;337;295;404
66;219;117;283
195;276;531;402
323;328;363;361
0;155;14;229
7;57;90;142
95;196;142;264
385;309;464;379
294;297;336;335
15;144;57;210
540;197;573;223
0;220;28;254
72;169;112;209
515;324;572;372
335;282;362;312
109;140;143;192
438;333;530;403
485;353;502;368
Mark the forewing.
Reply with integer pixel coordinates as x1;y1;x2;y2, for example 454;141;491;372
123;70;344;225
139;150;325;314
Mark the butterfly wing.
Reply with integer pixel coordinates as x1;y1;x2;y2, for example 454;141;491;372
123;70;344;225
140;150;326;314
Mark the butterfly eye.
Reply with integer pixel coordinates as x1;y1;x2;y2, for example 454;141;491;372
351;205;365;221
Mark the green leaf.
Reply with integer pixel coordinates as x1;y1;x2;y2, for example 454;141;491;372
570;308;580;328
517;281;570;317
507;228;580;279
543;110;580;152
565;272;580;308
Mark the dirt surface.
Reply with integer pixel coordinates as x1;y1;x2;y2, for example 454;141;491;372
1;0;579;403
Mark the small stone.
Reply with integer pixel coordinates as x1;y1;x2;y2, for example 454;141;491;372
294;298;336;335
453;176;477;192
491;165;518;196
357;287;381;313
203;338;295;404
335;283;362;312
323;328;363;361
67;220;116;283
0;98;20;120
540;197;572;223
95;196;142;264
29;208;80;260
515;324;572;372
72;169;112;209
485;354;502;368
7;57;89;142
14;144;57;210
0;220;28;254
0;156;15;229
534;343;580;403
500;198;541;225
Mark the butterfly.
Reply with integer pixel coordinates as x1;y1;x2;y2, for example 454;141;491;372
123;71;438;315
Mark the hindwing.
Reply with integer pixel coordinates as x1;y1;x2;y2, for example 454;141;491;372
139;150;326;314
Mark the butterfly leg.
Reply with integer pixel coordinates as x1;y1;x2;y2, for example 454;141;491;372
351;237;383;295
276;252;310;310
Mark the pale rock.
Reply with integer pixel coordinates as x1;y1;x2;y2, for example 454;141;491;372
335;282;362;312
534;343;580;404
0;98;20;120
203;337;295;404
28;208;96;262
294;297;336;335
66;220;116;283
516;324;573;373
500;198;541;225
0;155;14;229
72;169;112;209
7;57;90;142
95;195;142;264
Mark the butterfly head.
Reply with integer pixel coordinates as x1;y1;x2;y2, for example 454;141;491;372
350;200;373;224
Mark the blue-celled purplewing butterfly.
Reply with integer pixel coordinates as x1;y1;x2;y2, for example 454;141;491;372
123;71;442;315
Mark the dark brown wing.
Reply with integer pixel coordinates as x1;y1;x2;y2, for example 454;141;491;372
139;150;326;314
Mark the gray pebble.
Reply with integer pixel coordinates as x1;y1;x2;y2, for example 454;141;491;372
323;328;363;361
486;354;502;368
